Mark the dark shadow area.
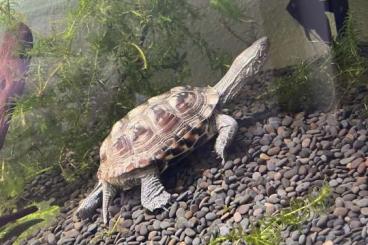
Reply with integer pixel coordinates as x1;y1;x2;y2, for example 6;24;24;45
0;206;38;228
161;142;216;192
326;0;349;37
287;0;349;43
359;42;368;59
287;0;332;43
0;219;43;243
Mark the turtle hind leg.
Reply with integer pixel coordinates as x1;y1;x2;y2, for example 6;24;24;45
214;114;238;164
76;182;103;220
102;181;116;224
141;174;171;212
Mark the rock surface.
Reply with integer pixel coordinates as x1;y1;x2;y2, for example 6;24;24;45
5;81;368;245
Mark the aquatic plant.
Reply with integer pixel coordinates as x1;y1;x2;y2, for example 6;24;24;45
0;201;59;244
209;184;331;245
0;0;232;206
332;14;368;95
0;0;19;25
270;13;367;112
209;0;243;21
271;61;317;112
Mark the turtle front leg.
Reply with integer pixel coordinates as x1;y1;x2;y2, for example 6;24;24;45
214;114;238;164
76;182;103;220
102;181;116;224
141;173;170;212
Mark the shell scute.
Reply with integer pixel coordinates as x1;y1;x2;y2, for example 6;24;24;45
148;104;180;133
168;91;197;114
98;86;219;181
129;121;154;145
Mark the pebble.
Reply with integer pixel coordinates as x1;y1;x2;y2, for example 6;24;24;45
334;207;348;217
267;146;281;156
87;224;97;233
353;198;368;207
329;179;338;187
15;95;368;245
160;221;171;229
47;233;56;244
295;182;310;192
184;228;196;237
361;207;368;216
284;168;298;179
64;229;79;238
205;212;217;221
317;215;328;228
267;161;276;171
340;156;356;165
322;240;333;245
233;212;242;222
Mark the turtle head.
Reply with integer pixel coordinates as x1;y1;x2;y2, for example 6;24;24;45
248;36;269;71
214;36;269;105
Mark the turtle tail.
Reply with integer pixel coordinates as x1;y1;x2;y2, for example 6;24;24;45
76;181;103;220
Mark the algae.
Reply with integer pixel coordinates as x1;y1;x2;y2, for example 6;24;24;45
0;201;60;244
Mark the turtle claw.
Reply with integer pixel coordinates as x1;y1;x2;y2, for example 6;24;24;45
76;182;103;221
215;153;226;165
161;205;170;213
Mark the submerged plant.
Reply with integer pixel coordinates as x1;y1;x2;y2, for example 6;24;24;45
270;61;318;112
0;201;59;244
209;185;331;245
209;0;244;21
269;13;367;113
0;0;232;203
0;0;19;25
332;14;368;98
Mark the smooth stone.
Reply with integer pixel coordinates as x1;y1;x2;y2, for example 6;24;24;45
137;224;147;236
47;233;56;244
334;207;348;217
353;198;368;207
64;229;79;238
284;168;298;179
160;221;171;229
237;204;250;215
267;161;276;171
340;156;356;165
302;138;311;148
329;179;339;187
267;146;280;156
295;182;310;192
233;212;242;223
169;202;178;218
205;212;217;221
184;228;196;237
192;237;201;245
322;241;333;245
121;219;133;228
317;215;328;228
361;207;368;216
253;208;263;217
87;224;97;233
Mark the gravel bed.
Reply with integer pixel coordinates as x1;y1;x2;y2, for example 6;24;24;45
4;81;368;245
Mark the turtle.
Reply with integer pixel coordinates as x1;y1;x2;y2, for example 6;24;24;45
76;37;269;224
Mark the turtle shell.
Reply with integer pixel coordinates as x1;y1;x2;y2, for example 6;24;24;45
97;86;219;182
